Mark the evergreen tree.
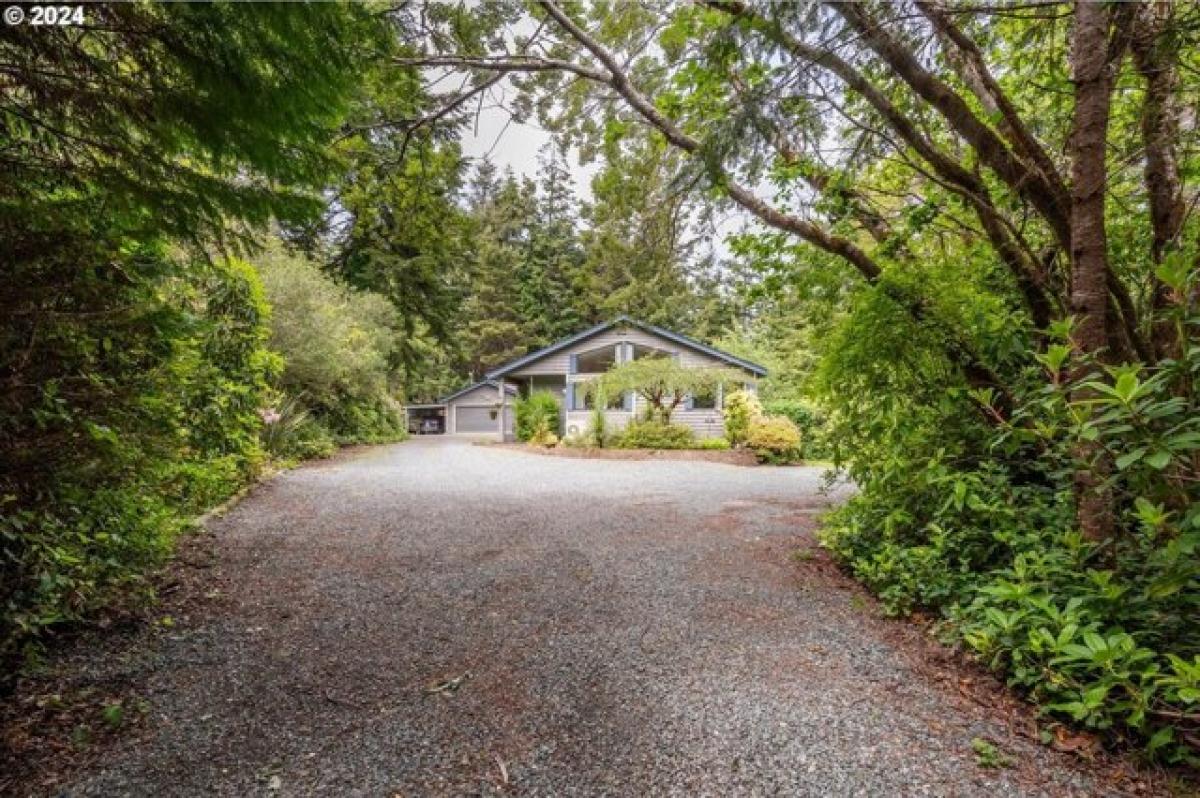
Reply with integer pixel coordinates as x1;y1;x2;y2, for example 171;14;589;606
461;167;540;376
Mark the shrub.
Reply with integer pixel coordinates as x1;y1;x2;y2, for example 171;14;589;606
1;248;273;680
515;391;561;442
723;389;763;445
616;420;695;449
320;395;406;443
255;248;406;446
763;400;828;459
695;437;732;451
816;300;1200;762
746;415;803;464
588;391;607;447
260;395;337;461
528;419;559;447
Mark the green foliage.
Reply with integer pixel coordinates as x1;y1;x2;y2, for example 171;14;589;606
515;392;562;442
255;248;406;445
615;420;696;450
0;2;383;680
695;437;732;451
763;400;828;459
746;415;803;464
1;247;273;678
259;394;336;461
971;738;1013;769
821;308;1200;762
528;419;559;448
722;389;763;446
596;357;739;424
589;388;608;448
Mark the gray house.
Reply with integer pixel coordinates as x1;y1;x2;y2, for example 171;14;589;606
406;316;767;440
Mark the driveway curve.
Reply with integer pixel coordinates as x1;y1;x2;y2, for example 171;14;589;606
57;438;1130;796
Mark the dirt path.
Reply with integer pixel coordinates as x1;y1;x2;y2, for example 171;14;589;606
7;438;1150;796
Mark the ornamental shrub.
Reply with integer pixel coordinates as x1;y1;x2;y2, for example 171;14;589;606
616;420;695;449
763;400;828;459
528;418;559;447
588;389;608;448
696;437;732;451
515;391;561;442
722;389;763;445
746;415;803;464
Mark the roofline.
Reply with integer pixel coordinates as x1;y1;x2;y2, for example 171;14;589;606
484;315;768;379
634;319;769;377
439;379;518;404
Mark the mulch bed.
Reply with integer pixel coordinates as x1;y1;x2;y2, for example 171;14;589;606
487;442;763;466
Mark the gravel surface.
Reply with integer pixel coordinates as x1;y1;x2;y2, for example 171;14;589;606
49;437;1141;796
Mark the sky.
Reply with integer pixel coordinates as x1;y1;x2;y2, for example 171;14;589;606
456;84;600;200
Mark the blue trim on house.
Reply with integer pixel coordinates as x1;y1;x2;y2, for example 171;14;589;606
483;315;768;379
565;383;576;410
440;379;517;404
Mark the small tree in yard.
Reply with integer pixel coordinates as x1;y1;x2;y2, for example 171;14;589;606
593;357;739;424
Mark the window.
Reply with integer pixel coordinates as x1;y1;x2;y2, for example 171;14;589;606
571;384;625;411
631;343;672;361
574;345;617;373
691;387;718;410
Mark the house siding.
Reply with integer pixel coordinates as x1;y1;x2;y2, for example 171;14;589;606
448;385;508;406
563;408;726;440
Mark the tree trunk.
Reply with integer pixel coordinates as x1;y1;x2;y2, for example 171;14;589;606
1068;0;1121;542
1131;1;1186;359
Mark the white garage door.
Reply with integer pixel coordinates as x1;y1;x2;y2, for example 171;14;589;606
455;405;495;433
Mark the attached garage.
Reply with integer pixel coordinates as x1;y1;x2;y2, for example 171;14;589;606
454;405;496;433
432;380;517;439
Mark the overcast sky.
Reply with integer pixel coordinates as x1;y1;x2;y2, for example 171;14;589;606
457;90;600;200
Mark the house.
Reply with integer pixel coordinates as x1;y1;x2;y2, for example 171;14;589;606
405;380;518;436
405;316;766;440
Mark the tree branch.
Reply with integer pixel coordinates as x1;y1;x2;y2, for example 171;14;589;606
914;0;1068;208
833;1;1072;251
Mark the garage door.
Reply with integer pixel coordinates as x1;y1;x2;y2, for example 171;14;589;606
455;405;496;433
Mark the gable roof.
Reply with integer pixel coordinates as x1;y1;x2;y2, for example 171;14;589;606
440;379;518;404
484;316;768;379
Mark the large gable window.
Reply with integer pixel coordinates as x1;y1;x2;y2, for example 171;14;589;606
631;343;672;361
574;345;617;374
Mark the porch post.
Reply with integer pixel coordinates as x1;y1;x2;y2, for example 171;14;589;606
497;381;506;439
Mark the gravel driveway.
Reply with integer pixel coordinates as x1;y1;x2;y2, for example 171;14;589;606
53;438;1133;796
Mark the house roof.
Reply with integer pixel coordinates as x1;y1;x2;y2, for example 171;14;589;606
484;315;768;379
440;379;518;404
